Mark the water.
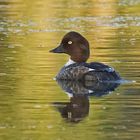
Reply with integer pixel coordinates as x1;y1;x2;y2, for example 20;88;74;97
0;0;140;140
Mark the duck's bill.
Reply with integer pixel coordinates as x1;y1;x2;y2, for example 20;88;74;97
49;44;66;53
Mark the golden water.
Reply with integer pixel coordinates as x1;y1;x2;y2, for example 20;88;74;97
0;0;140;140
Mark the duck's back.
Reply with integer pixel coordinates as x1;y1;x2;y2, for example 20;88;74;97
56;62;121;81
83;62;121;81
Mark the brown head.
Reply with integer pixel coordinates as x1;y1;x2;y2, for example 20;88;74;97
50;31;90;62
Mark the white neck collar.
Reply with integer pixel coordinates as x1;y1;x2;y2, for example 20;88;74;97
65;58;76;67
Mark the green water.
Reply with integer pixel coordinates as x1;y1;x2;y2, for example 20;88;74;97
0;0;140;140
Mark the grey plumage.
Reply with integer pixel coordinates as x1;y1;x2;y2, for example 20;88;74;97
56;62;121;81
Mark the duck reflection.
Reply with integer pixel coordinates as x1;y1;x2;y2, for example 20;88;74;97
53;80;120;123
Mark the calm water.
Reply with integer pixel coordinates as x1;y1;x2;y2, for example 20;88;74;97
0;0;140;140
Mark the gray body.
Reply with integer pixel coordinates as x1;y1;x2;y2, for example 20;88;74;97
56;62;121;81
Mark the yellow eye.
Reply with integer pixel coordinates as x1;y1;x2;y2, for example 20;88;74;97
68;41;72;45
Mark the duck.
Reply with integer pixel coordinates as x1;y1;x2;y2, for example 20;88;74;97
50;31;121;81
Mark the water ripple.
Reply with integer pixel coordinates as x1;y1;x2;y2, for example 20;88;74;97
0;16;140;34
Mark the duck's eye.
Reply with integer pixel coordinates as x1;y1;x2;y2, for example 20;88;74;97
68;41;72;45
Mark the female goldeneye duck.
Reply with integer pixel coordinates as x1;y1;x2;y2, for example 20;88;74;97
50;31;121;81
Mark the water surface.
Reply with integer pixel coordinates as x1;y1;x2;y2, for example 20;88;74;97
0;0;140;140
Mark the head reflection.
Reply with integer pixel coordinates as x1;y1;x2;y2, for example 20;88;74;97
53;80;120;123
54;94;89;123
